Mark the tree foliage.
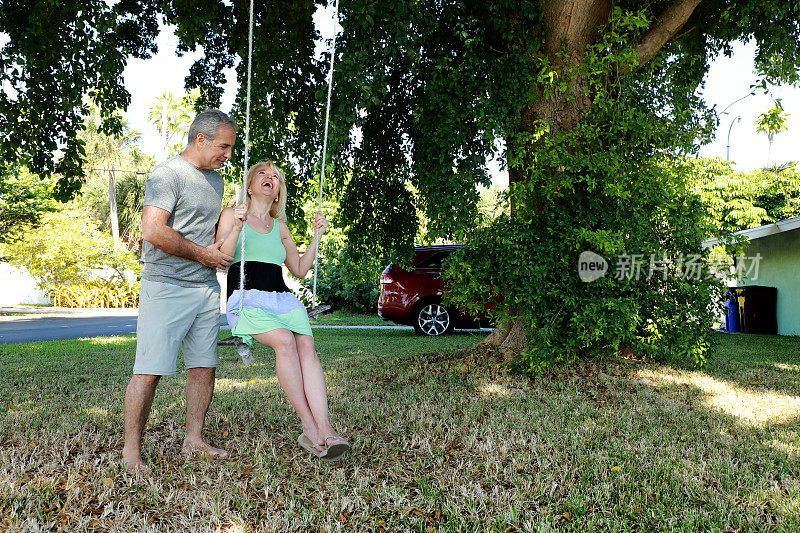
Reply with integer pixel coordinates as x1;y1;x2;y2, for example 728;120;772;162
163;0;547;263
163;1;800;236
755;99;790;142
0;0;160;200
691;157;800;232
79;102;150;174
148;89;201;158
0;164;59;244
755;98;790;164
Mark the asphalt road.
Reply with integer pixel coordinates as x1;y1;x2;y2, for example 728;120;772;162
0;308;228;345
0;309;426;345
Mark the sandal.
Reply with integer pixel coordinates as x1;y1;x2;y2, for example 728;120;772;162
297;433;326;458
320;436;350;462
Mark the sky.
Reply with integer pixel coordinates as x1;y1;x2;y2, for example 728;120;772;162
698;40;800;170
123;23;798;184
123;9;337;158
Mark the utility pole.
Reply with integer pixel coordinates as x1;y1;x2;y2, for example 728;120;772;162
108;169;121;249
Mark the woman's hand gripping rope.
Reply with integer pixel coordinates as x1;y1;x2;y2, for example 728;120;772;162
233;204;248;229
313;210;329;238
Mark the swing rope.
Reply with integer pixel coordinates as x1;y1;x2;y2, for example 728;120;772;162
236;0;255;323
233;0;338;361
312;0;340;309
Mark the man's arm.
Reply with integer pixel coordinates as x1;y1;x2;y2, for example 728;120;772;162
142;206;233;269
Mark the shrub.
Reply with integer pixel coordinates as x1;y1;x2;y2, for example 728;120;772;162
2;209;141;307
48;280;140;308
298;240;382;312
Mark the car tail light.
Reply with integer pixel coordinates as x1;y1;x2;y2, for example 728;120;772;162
380;267;394;284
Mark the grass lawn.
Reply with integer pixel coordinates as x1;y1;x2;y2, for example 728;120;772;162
309;310;387;326
1;331;798;531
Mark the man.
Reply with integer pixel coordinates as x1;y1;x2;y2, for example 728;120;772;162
122;109;236;470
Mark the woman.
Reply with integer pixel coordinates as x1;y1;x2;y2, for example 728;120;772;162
216;161;349;461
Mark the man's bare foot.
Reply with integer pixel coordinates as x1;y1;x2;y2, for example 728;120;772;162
182;439;231;461
122;448;145;472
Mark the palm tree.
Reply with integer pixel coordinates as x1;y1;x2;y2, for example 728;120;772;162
755;99;790;167
78;101;151;250
147;89;199;159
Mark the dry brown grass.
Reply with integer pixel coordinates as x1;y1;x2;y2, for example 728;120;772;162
1;330;798;531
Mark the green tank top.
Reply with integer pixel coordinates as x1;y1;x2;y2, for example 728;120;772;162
232;219;287;266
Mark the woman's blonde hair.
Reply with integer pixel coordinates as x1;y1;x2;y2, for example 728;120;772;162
245;161;287;222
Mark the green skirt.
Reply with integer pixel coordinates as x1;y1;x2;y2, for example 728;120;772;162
232;307;313;345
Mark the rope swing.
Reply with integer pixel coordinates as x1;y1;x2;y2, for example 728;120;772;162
237;0;255;320
312;0;340;310
230;0;256;366
225;0;339;361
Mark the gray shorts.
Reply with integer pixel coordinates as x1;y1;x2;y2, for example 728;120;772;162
133;278;220;375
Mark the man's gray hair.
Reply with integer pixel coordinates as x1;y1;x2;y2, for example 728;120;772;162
187;109;237;145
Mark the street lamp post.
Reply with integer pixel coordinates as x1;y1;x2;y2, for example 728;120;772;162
726;115;742;161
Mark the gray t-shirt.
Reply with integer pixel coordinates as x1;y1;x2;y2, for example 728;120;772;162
141;155;225;287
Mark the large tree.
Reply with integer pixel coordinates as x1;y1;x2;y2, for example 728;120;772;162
165;0;799;366
4;1;800;366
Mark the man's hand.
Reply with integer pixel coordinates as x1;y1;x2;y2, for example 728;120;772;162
200;241;234;269
143;206;234;269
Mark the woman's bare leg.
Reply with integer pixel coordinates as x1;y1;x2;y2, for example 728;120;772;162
251;330;322;447
294;334;339;439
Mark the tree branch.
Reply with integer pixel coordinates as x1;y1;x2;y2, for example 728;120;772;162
635;0;703;66
670;24;697;43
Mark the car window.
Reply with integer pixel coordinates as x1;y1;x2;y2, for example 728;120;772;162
414;251;452;270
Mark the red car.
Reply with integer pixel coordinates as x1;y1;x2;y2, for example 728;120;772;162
378;245;486;335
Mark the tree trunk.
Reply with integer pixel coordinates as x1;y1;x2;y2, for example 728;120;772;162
476;319;511;347
497;317;531;361
483;0;612;353
474;316;531;362
767;135;773;167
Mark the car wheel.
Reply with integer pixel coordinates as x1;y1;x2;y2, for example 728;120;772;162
413;302;453;336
